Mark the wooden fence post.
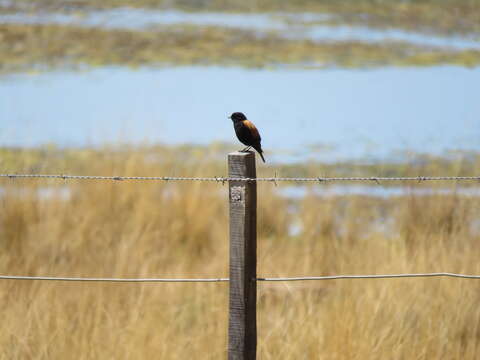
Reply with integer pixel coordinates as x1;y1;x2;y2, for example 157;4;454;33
228;151;257;360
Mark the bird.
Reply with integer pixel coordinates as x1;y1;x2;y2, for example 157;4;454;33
229;112;265;163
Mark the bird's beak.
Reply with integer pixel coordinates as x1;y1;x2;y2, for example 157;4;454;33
228;116;231;119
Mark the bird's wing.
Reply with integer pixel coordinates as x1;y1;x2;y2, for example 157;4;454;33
243;120;261;141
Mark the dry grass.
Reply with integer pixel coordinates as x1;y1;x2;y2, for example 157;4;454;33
0;146;480;359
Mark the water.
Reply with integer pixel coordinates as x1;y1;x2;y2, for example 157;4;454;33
1;184;478;202
1;8;479;162
303;26;480;50
281;184;480;199
0;9;479;50
0;9;285;31
1;66;479;162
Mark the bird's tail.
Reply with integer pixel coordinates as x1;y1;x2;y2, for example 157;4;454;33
254;146;266;163
259;151;265;163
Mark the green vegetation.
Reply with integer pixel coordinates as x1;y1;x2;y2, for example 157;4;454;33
1;0;479;73
1;23;480;74
0;145;479;358
5;0;480;37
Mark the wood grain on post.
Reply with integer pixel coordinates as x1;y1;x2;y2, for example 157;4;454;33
228;151;257;360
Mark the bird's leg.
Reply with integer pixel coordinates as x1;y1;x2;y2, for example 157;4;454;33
240;146;251;152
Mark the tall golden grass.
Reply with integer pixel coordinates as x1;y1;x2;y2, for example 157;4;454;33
0;146;479;359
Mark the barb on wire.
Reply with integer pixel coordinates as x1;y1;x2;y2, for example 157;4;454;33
1;174;480;183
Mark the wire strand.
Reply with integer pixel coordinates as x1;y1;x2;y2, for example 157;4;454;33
0;273;479;282
257;272;480;281
0;275;228;282
1;174;479;183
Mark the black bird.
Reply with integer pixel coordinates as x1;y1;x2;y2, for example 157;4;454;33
229;112;265;163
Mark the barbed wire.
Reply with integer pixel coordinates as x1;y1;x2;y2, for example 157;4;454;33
1;174;479;183
0;275;228;282
257;272;480;281
1;273;479;283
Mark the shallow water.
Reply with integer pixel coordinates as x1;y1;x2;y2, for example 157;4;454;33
1;183;478;202
0;9;479;50
0;9;285;30
281;184;480;199
1;66;479;162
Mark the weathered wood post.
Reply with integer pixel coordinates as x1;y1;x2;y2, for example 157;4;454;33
228;151;257;360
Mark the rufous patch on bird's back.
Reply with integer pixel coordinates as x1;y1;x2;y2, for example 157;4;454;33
242;120;260;140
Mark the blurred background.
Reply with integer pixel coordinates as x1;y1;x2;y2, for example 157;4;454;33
1;0;479;161
1;1;480;359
